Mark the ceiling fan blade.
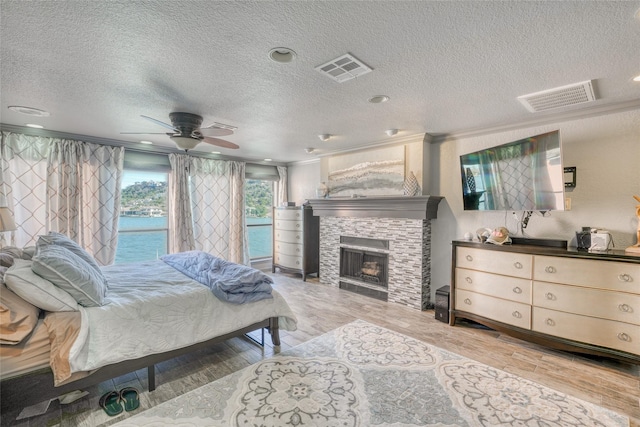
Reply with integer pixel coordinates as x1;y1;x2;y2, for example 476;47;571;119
202;136;239;149
120;132;168;135
140;115;177;131
199;127;234;137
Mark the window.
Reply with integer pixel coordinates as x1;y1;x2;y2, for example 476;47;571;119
115;169;169;263
245;179;273;259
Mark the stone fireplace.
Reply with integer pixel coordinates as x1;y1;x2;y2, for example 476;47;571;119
308;196;442;310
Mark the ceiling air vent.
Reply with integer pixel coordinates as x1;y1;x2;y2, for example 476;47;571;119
315;53;373;83
517;80;596;113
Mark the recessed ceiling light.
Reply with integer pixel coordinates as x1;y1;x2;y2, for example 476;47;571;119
8;106;50;117
305;147;316;153
318;134;332;141
25;123;44;129
264;158;272;162
633;74;640;82
368;95;389;104
140;140;153;145
385;129;398;136
268;47;296;63
211;151;221;154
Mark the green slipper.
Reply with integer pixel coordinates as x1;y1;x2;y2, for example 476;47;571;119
98;390;122;416
119;387;140;412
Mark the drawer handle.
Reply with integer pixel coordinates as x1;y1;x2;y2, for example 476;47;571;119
512;286;522;294
465;276;472;284
618;273;632;282
544;266;556;274
617;332;631;342
464;298;472;305
512;311;522;319
545;292;556;301
514;262;523;269
296;223;301;228
618;304;632;313
465;255;473;262
545;318;555;327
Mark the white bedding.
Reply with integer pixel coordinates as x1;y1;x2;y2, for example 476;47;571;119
68;261;297;374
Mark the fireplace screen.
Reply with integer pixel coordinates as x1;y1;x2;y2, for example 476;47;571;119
340;248;389;287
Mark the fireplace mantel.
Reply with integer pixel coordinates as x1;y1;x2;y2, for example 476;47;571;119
307;195;443;220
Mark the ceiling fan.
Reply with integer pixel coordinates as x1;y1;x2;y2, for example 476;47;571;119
122;112;239;151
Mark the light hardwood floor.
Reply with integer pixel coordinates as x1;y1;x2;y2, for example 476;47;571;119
2;271;639;426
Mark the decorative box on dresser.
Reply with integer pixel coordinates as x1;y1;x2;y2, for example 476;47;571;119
272;205;319;281
450;240;640;364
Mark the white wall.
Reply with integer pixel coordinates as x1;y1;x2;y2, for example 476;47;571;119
429;108;640;299
287;109;640;302
288;160;321;206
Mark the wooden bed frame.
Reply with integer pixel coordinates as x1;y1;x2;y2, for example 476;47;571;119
0;317;280;412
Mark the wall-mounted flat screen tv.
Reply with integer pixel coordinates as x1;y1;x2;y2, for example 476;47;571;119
460;130;565;211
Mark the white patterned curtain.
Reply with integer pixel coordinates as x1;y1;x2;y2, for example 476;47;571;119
167;153;195;252
0;132;51;247
275;165;288;206
47;140;124;265
168;154;249;264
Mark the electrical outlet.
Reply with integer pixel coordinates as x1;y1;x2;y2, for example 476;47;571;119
565;197;571;211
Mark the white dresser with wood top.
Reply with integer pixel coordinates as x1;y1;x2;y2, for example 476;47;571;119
451;240;640;363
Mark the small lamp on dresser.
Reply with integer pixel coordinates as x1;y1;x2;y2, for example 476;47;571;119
0;207;17;247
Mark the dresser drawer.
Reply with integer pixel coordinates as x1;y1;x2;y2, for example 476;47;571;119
456;268;531;304
456;247;532;279
274;209;303;220
274;252;303;269
534;255;640;294
274;229;303;244
274;219;303;231
532;307;639;356
274;241;303;257
455;289;531;329
533;281;640;325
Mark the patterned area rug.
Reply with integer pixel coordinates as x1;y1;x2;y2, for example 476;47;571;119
114;320;628;426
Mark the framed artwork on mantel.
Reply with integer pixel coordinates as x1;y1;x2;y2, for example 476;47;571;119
327;146;405;197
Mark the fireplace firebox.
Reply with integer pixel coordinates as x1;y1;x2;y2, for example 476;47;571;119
339;248;389;287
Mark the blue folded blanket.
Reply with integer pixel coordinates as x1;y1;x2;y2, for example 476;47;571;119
161;251;273;304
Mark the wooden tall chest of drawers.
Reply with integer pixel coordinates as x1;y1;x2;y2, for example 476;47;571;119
451;240;640;363
272;205;319;281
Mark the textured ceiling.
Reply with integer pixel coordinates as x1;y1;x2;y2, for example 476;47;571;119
1;1;639;163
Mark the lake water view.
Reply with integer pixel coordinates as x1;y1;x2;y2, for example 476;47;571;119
114;216;273;263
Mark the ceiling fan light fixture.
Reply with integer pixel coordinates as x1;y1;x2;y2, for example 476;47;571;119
318;134;331;141
170;136;201;151
269;47;296;63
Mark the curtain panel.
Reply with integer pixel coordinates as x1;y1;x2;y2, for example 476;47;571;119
275;165;288;206
167;153;195;253
0;132;51;247
47;140;124;265
168;154;249;265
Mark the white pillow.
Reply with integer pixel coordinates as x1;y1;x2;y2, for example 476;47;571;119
32;245;107;307
4;259;79;312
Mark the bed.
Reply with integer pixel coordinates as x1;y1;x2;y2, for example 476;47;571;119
0;236;297;412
